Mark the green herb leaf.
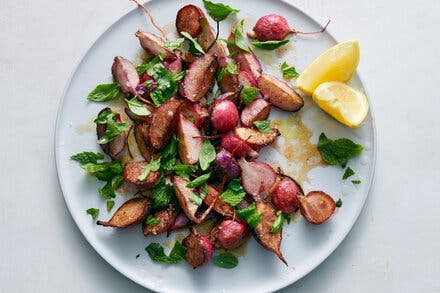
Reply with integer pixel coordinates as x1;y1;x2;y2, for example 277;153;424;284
98;181;116;199
271;211;283;233
199;139;216;171
203;0;239;22
189;193;204;206
216;61;238;81
125;97;151;116
173;164;199;181
87;83;120;102
342;167;355;180
86;208;99;220
71;152;104;165
235;203;262;229
220;178;246;206
186;173;211;188
112;175;124;190
138;157;161;181
106;200;115;212
251;39;289;50
317;133;364;167
94;109;128;144
336;198;343;207
146;215;159;226
240;86;259;106
145;242;186;264
80;161;123;179
234;20;250;52
151;176;175;209
253;120;273;133
212;253;238;268
352;180;361;184
164;38;185;50
181;31;205;54
281;61;300;78
283;213;291;224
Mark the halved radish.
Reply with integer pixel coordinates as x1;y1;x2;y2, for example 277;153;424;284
135;31;175;59
233;127;280;149
220;134;258;159
111;56;139;96
238;158;277;198
182;53;218;102
177;114;203;165
240;98;271;127
298;191;336;224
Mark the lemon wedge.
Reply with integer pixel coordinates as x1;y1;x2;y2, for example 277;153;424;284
296;40;360;95
312;81;369;128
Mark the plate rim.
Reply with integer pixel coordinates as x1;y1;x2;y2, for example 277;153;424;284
54;1;377;291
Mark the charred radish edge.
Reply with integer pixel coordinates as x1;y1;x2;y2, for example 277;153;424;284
172;175;201;223
200;184;235;218
220;135;259;159
148;100;181;150
298;191;336;225
182;231;214;268
97;198;151;228
253;200;287;265
135;30;175;59
199;18;229;57
133;123;155;162
96;108;127;160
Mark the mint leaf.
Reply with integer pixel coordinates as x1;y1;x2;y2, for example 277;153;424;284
199;139;216;171
172;164;198;181
317;133;363;167
281;61;300;78
220;179;246;206
253;120;273;133
71;152;104;165
125;97;151;116
216;61;238;81
336;198;343;207
186;173;211;188
271;211;283;233
106;200;115;212
181;31;205;54
146;215;159;226
251;39;289;50
86;208;99;220
212;253;238;268
94;109;128;144
145;242;186;264
112;175;124;190
203;0;239;22
342;167;355;179
236;203;261;229
164;38;185;50
87;83;120;102
151;176;175;209
98;181;116;199
240;86;259;106
234;20;250;52
138;157;161;181
283;213;291;224
352;180;361;184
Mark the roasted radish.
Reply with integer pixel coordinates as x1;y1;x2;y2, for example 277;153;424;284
134;123;154;161
218;56;239;93
198;18;229;56
257;74;304;111
135;30;175;59
97;198;150;228
182;232;213;268
238;158;277;198
143;209;173;236
298;191;336;224
200;184;235;218
111;56;140;96
233;127;280;149
210;100;239;132
148;100;181;150
96;108;127;160
171;212;189;230
123;162;161;189
213;149;241;180
238;71;258;88
172;176;201;223
182;53;218;102
176;115;203;165
176;4;205;37
272;177;302;213
211;219;248;249
221;135;259;159
179;100;209;128
240;98;271;127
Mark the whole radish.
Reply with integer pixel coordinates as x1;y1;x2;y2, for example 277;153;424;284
215;220;249;249
272;178;301;213
210;100;239;132
249;14;330;41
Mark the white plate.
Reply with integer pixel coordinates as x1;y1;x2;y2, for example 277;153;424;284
55;0;376;292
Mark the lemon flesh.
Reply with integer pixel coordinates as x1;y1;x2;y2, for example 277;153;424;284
312;81;369;128
296;40;360;95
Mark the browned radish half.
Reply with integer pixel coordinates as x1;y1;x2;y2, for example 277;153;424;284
97;198;150;228
257;74;304;111
148;99;181;150
218;56;239;93
271;177;302;214
240;98;271;127
135;30;175;59
177;114;203;165
133;123;155;161
96;108;127;160
238;158;277;198
183;232;214;268
221;134;259;159
238;71;258;88
234;52;262;79
111;56;139;96
211;100;239;133
211;219;249;249
123;162;161;190
298;191;336;224
253;200;287;265
182;53;218;102
233;127;280;149
176;4;205;37
200;184;235;218
172;176;201;223
179;100;209;128
143;209;173;236
198;18;229;56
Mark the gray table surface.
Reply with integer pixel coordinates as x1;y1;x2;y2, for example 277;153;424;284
1;0;439;292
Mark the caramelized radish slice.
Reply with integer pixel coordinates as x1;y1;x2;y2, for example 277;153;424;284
238;158;276;198
233;52;262;79
135;31;175;59
240;98;271;127
176;4;205;37
183;232;213;268
179;100;209;128
172;176;201;223
298;191;336;224
198;18;229;56
143;209;173;236
221;135;259;159
163;52;182;74
211;100;239;132
97;198;150;228
200;184;235;218
123;162;161;190
176;114;203;165
218;56;239;93
257;74;304;111
254;200;287;265
272;177;302;213
211;219;249;249
134;123;155;161
148;99;181;150
238;71;258;88
182;53;218;102
233;127;280;149
111;56;139;96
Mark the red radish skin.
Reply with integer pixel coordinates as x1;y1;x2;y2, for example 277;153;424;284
179;100;209;128
111;56;139;96
182;53;218;102
298;191;336;224
240;98;271;127
183;233;214;268
212;220;249;249
176;5;205;37
135;31;175;59
238;71;258;88
238;158;277;198
211;100;239;133
272;178;301;213
221;135;259;159
163;53;182;74
177;115;203;165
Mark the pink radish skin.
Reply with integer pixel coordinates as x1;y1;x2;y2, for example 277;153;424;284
135;31;175;59
238;71;257;88
251;14;292;41
211;100;239;133
216;220;249;249
221;135;259;159
111;56;139;96
182;53;218;102
238;158;277;198
272;178;301;213
240;98;271;127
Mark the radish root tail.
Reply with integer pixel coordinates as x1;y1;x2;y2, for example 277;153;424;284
130;0;168;41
